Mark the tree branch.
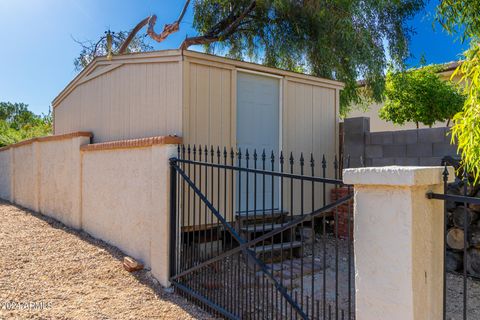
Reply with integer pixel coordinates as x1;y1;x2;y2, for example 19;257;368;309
180;0;256;50
118;16;151;54
118;0;191;54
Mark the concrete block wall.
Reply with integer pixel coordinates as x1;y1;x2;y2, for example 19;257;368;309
344;117;459;168
0;134;181;287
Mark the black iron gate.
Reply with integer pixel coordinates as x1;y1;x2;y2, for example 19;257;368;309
169;145;354;319
426;164;480;320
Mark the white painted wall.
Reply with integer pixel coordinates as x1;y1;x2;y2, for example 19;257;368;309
38;136;91;228
81;144;176;286
0;134;176;287
12;143;38;211
344;166;454;320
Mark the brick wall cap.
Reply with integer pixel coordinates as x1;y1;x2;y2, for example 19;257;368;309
0;132;93;152
80;135;182;152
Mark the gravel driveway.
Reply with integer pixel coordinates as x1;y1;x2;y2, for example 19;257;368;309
0;200;210;320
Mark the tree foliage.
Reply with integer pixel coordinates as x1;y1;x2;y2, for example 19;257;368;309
436;0;480;42
436;1;480;181
449;42;480;181
0;102;52;147
74;31;153;71
379;65;465;128
84;0;425;114
192;0;426;114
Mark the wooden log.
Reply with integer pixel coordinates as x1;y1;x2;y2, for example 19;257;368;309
466;247;480;277
452;206;478;229
446;184;461;212
469;189;480;212
446;250;463;272
470;224;480;248
447;228;465;250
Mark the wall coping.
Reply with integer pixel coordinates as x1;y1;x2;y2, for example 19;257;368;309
0;132;93;152
80;135;182;152
343;166;455;186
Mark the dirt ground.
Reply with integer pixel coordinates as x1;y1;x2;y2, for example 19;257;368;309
0;200;211;320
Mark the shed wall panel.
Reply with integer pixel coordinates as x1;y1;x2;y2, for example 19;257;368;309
55;62;182;143
283;80;338;212
183;62;233;148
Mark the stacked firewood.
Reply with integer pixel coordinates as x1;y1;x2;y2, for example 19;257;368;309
445;178;480;278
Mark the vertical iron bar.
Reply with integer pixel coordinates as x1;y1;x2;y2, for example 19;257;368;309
271;151;276;320
262;149;267;317
311;154;316;318
280;151;285;319
246;149;251;318
334;155;339;320
187;146;192;272
443;166;448;320
290;152;294;320
300;153;305;310
181;146;186;273
254;149;258;319
322;155;327;320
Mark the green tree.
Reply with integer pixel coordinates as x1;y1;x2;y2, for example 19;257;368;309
0;102;52;147
190;0;425;114
98;0;426;115
436;1;480;180
379;65;465;128
73;30;153;71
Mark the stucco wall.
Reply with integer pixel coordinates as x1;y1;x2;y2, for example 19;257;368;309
0;148;12;201
38;136;91;228
12;143;38;211
0;134;178;287
81;143;176;285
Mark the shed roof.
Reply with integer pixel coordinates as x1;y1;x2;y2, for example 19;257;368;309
52;49;344;107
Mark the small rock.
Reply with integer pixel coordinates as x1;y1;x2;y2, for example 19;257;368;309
123;256;143;272
163;286;174;294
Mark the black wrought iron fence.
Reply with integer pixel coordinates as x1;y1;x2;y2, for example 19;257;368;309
427;165;480;320
169;145;354;319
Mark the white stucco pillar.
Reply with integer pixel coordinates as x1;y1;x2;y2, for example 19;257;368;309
343;166;454;320
150;144;177;287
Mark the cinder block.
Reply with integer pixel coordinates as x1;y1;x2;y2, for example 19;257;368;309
344;143;365;159
419;157;444;166
365;145;383;158
393;130;418;145
432;143;459;157
406;143;433;157
383;145;407;158
345;133;365;148
370;132;394;145
371;157;396;166
347;157;364;168
418;128;448;143
395;157;420;166
344;117;370;134
364;132;371;144
364;158;373;167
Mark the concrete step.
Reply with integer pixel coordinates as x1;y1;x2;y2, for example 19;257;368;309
240;223;288;233
236;210;289;221
252;241;302;254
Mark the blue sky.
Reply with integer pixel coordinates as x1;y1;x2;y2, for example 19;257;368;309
0;0;468;115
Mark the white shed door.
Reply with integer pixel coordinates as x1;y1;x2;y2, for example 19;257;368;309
236;71;280;213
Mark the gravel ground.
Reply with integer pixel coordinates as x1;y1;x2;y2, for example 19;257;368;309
446;272;480;320
0;200;211;320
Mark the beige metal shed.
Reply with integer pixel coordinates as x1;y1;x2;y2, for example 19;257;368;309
52;49;344;161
